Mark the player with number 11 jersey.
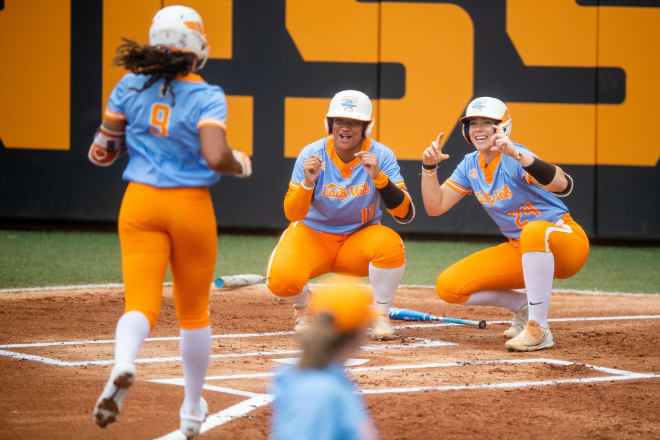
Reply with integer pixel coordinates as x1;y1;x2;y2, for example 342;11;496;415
266;90;414;341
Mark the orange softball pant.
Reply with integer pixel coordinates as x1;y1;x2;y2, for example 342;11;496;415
118;182;217;329
436;218;589;304
266;221;405;297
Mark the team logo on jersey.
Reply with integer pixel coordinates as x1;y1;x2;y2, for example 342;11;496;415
469;168;478;179
322;182;370;201
341;96;359;112
475;184;513;207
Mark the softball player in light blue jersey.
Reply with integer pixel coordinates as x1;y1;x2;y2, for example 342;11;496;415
445;144;569;240
107;73;228;187
269;277;378;440
291;138;405;234
421;97;589;352
266;90;415;341
90;6;251;438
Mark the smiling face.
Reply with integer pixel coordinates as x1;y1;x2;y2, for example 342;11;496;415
468;117;497;151
331;117;365;154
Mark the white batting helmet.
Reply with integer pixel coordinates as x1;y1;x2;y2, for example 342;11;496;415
149;5;209;70
460;97;512;144
325;90;375;138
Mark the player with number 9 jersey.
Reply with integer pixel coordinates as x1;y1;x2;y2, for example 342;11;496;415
89;6;252;438
266;90;415;341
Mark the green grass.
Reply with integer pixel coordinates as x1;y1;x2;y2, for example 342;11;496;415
0;229;658;293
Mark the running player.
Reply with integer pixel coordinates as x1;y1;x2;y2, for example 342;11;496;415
266;90;414;341
269;276;378;440
421;97;589;351
89;6;252;437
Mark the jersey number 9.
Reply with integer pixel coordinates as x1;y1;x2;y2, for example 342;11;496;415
150;103;171;137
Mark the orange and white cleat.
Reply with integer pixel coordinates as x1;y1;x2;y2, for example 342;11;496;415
505;320;554;352
370;313;396;341
293;304;311;334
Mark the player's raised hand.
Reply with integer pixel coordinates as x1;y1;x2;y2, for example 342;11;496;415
354;151;380;178
303;154;325;187
489;132;517;157
422;133;450;166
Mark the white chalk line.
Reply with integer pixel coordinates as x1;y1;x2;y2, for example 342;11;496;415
154;394;274;440
0;337;454;367
1;282;657;296
148;357;659;439
3;314;659;350
403;285;658;296
156;358;647;382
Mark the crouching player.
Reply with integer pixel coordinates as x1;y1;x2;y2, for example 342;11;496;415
421;97;589;351
266;90;414;340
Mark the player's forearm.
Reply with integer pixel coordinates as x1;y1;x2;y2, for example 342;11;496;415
514;149;571;194
421;169;446;216
283;183;313;221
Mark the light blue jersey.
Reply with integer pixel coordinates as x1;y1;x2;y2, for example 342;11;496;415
269;363;377;440
105;73;227;188
444;144;569;239
292;137;406;234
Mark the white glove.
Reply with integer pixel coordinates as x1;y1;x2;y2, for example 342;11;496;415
232;150;252;178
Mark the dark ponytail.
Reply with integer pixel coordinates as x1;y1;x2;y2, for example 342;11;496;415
112;38;197;106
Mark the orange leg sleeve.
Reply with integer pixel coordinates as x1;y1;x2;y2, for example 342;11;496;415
520;220;589;279
333;224;405;276
435;242;525;304
118;183;171;329
266;222;337;297
167;188;217;330
118;183;218;330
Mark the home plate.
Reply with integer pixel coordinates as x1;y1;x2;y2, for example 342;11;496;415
273;358;369;367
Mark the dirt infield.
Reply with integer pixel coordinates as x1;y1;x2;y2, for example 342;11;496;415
0;286;658;439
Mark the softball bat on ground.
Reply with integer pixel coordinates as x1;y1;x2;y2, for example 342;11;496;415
214;274;265;289
388;307;487;328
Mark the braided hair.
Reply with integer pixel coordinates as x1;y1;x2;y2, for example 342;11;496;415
112;38;197;106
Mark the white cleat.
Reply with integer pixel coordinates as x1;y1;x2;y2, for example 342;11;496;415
503;304;528;339
180;398;209;439
93;362;137;428
293;304;311;334
370;314;396;341
505;320;554;352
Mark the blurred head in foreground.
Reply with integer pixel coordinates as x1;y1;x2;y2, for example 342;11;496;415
298;276;375;369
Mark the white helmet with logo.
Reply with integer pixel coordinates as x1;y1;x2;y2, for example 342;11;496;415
149;5;210;70
460;97;512;144
325;90;375;138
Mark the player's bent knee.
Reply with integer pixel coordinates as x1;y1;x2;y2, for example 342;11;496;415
266;275;306;298
127;308;158;330
435;274;465;304
373;237;406;268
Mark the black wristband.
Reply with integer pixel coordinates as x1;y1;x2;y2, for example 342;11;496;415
422;163;437;171
523;157;556;185
377;179;406;209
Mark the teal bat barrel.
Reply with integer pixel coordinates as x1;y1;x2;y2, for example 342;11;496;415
388;307;486;328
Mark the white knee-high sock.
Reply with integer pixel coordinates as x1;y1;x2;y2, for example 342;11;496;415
369;263;405;314
288;283;310;308
463;290;527;311
522;251;554;328
180;326;212;416
114;310;150;366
